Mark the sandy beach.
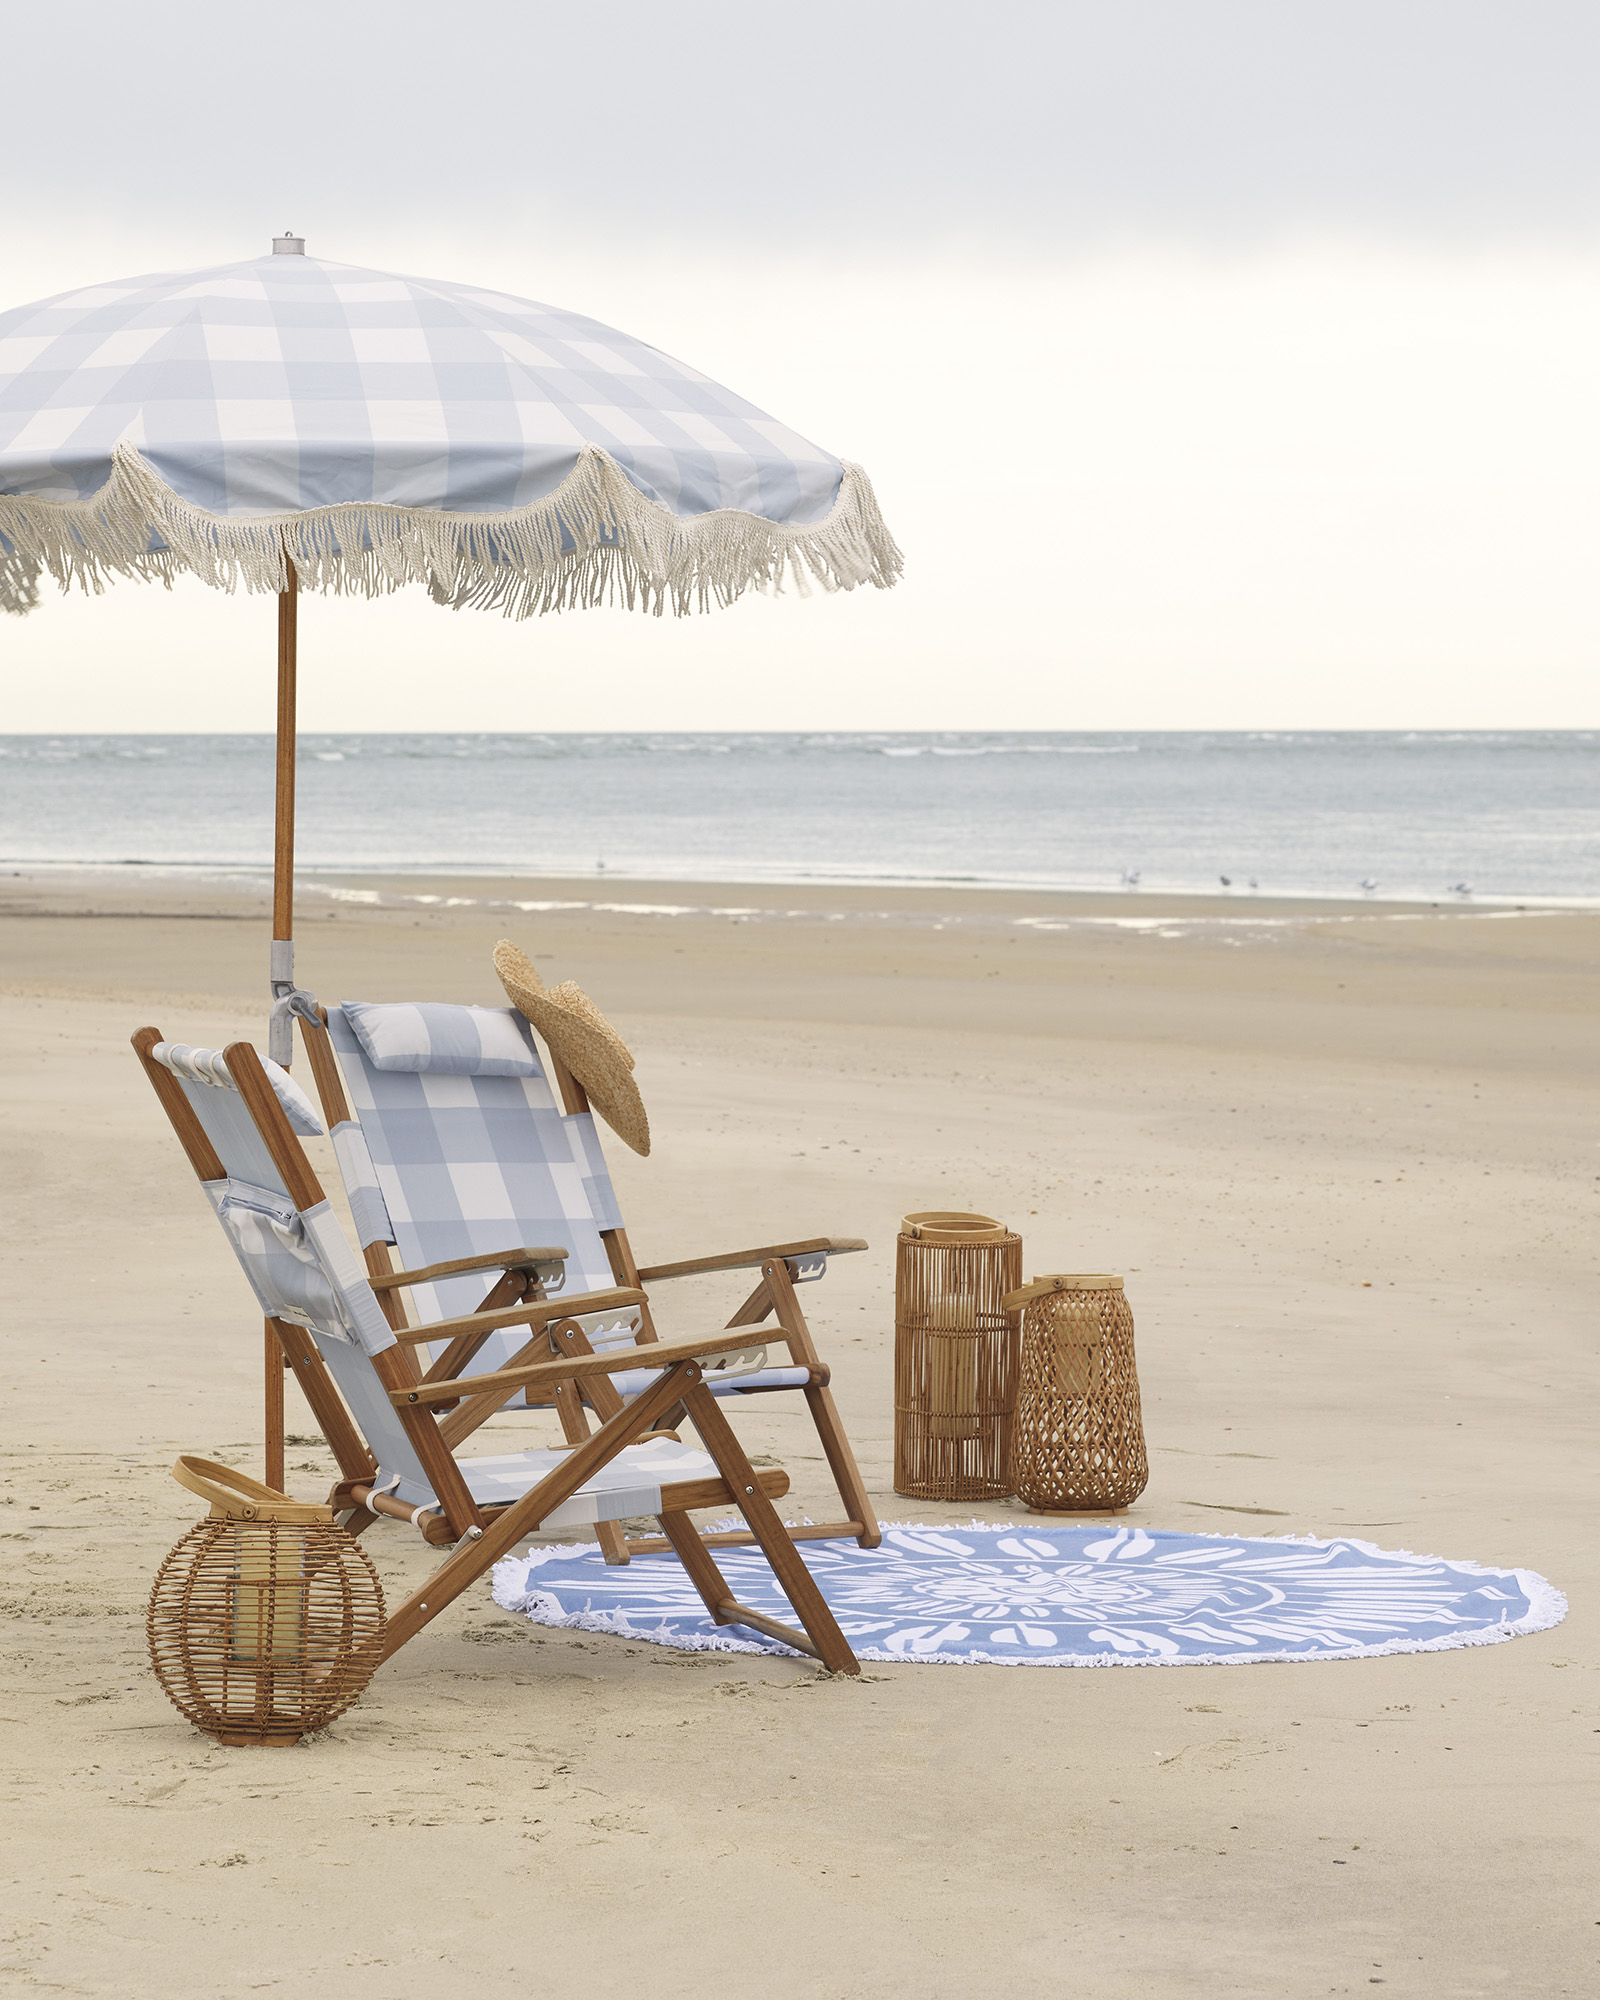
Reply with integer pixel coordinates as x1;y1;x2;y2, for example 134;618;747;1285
2;868;1594;1998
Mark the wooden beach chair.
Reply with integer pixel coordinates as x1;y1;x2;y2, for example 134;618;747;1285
294;1000;881;1564
130;1027;860;1677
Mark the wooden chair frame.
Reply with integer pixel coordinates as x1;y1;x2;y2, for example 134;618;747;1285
132;1026;860;1677
296;1008;881;1564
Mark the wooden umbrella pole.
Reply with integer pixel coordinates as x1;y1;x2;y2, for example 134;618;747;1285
269;556;298;1068
266;554;298;1492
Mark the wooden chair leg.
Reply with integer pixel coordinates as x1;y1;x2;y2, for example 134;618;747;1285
679;1380;859;1676
552;1378;631;1567
264;1318;286;1493
576;1358;631;1565
650;1508;843;1664
803;1382;881;1549
763;1259;881;1549
653;1507;749;1621
594;1522;631;1564
270;1318;376;1484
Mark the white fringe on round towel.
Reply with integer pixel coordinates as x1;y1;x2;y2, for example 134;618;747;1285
0;442;902;619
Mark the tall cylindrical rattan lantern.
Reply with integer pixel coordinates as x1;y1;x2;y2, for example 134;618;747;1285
894;1212;1022;1501
1006;1274;1148;1513
148;1458;386;1747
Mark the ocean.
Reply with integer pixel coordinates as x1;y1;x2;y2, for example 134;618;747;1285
3;731;1598;906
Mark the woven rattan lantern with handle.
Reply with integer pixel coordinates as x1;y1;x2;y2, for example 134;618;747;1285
148;1458;386;1747
894;1212;1022;1501
1005;1275;1148;1513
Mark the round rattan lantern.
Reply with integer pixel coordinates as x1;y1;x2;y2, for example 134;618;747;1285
148;1458;386;1747
894;1212;1022;1501
1006;1275;1148;1513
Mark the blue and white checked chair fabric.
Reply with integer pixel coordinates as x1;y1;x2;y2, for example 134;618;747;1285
322;1004;812;1405
324;1002;625;1325
147;1040;726;1526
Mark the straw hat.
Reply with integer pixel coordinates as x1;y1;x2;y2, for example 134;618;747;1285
493;940;650;1156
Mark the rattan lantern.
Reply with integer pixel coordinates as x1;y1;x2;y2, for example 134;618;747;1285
1006;1274;1148;1513
148;1458;386;1747
894;1212;1022;1501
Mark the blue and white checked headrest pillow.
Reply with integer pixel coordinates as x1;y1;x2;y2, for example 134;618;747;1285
342;1001;541;1077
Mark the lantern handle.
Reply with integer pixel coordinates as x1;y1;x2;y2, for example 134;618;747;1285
900;1210;1010;1244
171;1455;334;1526
1003;1274;1124;1310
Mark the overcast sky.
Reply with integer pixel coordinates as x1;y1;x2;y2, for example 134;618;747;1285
6;2;1600;730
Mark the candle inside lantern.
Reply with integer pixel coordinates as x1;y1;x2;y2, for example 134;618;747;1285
1050;1299;1104;1400
228;1531;306;1664
929;1286;981;1438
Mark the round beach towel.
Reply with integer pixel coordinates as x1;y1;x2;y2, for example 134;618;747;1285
492;1522;1564;1667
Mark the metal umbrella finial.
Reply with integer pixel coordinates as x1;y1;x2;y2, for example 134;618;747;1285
272;233;305;255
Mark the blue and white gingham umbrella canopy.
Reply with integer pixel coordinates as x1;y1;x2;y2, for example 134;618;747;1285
0;245;900;617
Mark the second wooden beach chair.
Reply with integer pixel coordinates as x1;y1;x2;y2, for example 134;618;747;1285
293;988;881;1564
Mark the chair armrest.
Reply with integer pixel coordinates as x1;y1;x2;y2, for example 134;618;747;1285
387;1286;645;1346
369;1245;569;1292
635;1236;867;1283
390;1327;766;1407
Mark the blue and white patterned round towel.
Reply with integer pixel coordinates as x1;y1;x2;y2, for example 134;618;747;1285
491;1523;1565;1667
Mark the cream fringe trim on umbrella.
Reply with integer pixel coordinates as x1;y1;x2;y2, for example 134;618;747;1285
0;441;901;618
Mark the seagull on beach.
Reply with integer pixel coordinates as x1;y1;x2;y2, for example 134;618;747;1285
1360;878;1379;893
1219;874;1232;887
1121;869;1141;887
1449;881;1473;897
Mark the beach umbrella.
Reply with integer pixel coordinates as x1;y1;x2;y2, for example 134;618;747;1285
0;237;901;1061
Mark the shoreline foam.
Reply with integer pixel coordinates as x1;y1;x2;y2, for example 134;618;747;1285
3;858;1590;924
